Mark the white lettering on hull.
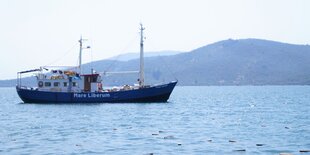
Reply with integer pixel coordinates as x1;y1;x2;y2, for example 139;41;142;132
73;93;110;98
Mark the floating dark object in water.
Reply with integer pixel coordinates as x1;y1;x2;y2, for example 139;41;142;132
300;150;310;152
229;140;236;143
113;128;117;130
285;127;290;129
152;133;159;136
158;131;164;133
256;144;264;146
207;139;212;142
164;135;175;139
75;144;82;147
178;143;182;146
234;149;246;152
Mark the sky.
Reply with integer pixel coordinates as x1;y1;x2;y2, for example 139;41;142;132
0;0;309;80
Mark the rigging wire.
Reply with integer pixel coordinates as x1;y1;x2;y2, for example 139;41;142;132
90;38;94;73
147;39;178;81
104;33;139;72
44;43;78;67
88;24;95;73
158;55;178;81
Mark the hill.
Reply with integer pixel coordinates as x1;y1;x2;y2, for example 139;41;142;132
1;38;310;86
81;38;310;86
107;51;182;61
170;39;310;85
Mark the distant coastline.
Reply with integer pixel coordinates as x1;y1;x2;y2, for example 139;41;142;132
1;38;310;87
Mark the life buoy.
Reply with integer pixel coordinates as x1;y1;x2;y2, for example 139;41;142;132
38;81;43;87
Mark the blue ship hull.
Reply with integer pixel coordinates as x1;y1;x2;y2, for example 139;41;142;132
16;81;177;103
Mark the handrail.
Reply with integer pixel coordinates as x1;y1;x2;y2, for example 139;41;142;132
18;69;41;74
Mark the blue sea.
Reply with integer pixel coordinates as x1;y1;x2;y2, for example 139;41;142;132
0;86;309;155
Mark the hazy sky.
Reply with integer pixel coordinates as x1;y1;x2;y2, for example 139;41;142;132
0;0;309;80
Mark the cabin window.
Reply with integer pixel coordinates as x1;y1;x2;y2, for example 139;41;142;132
38;81;43;88
54;82;60;87
92;77;97;82
44;82;51;87
72;82;78;87
63;82;67;87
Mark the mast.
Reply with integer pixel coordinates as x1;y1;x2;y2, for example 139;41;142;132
78;36;90;74
78;36;83;74
139;24;145;87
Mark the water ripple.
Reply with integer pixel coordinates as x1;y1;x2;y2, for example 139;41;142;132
0;86;309;154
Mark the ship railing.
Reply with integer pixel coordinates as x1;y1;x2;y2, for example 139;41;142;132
17;85;38;91
151;80;178;87
17;66;79;87
17;69;41;88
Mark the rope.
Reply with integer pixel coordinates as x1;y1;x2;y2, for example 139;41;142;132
104;33;138;72
90;39;94;73
146;38;178;81
158;55;178;81
44;43;78;67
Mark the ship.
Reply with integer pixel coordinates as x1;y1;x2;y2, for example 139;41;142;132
16;24;177;103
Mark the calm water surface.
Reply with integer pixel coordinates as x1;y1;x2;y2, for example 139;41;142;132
0;86;309;154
